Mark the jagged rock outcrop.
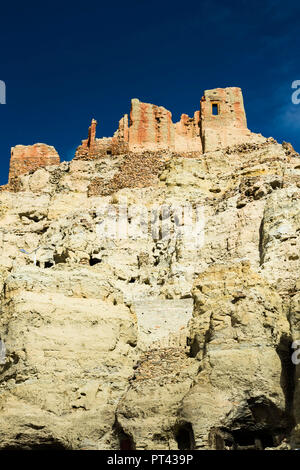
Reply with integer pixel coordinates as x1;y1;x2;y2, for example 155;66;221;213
184;262;293;450
0;87;299;450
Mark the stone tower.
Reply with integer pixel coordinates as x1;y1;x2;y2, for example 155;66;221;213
200;87;253;152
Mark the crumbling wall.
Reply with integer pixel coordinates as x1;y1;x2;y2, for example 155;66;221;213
114;114;129;143
75;117;129;160
75;87;266;161
132;298;193;350
9;143;60;181
174;112;202;153
128;98;175;151
3;87;268;195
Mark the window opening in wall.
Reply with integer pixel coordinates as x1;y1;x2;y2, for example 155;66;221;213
212;103;219;115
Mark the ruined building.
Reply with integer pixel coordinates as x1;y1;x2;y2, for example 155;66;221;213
7;87;264;181
8;143;60;183
74;86;263;159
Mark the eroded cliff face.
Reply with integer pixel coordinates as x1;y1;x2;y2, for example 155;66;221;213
0;134;299;450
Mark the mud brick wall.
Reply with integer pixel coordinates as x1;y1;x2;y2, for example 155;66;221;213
174;111;202;152
75;87;259;158
9;143;60;181
128;99;175;151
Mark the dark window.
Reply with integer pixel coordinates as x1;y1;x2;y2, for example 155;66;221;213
212;103;219;115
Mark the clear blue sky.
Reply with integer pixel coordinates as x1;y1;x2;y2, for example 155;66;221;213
0;0;299;185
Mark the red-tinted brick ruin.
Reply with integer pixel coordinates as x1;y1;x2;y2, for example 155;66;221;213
75;87;262;160
8;143;60;182
6;87;264;181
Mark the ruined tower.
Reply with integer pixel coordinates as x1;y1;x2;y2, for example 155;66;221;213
200;87;253;152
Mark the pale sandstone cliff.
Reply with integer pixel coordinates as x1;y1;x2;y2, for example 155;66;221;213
0;88;299;450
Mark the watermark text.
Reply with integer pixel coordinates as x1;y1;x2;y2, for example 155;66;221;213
0;81;6;104
291;80;300;105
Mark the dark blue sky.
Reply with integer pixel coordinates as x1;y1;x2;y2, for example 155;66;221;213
0;0;299;185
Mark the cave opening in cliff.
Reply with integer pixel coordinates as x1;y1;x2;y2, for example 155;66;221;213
44;261;54;268
276;337;296;418
120;435;134;450
210;427;275;450
231;429;274;450
210;393;293;450
175;423;195;450
113;421;135;450
53;251;69;265
89;257;102;266
188;337;200;358
118;430;135;450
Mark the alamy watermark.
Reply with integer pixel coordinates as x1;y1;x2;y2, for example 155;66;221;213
96;199;205;248
291;80;300;104
292;340;300;365
0;339;6;365
0;80;6;104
